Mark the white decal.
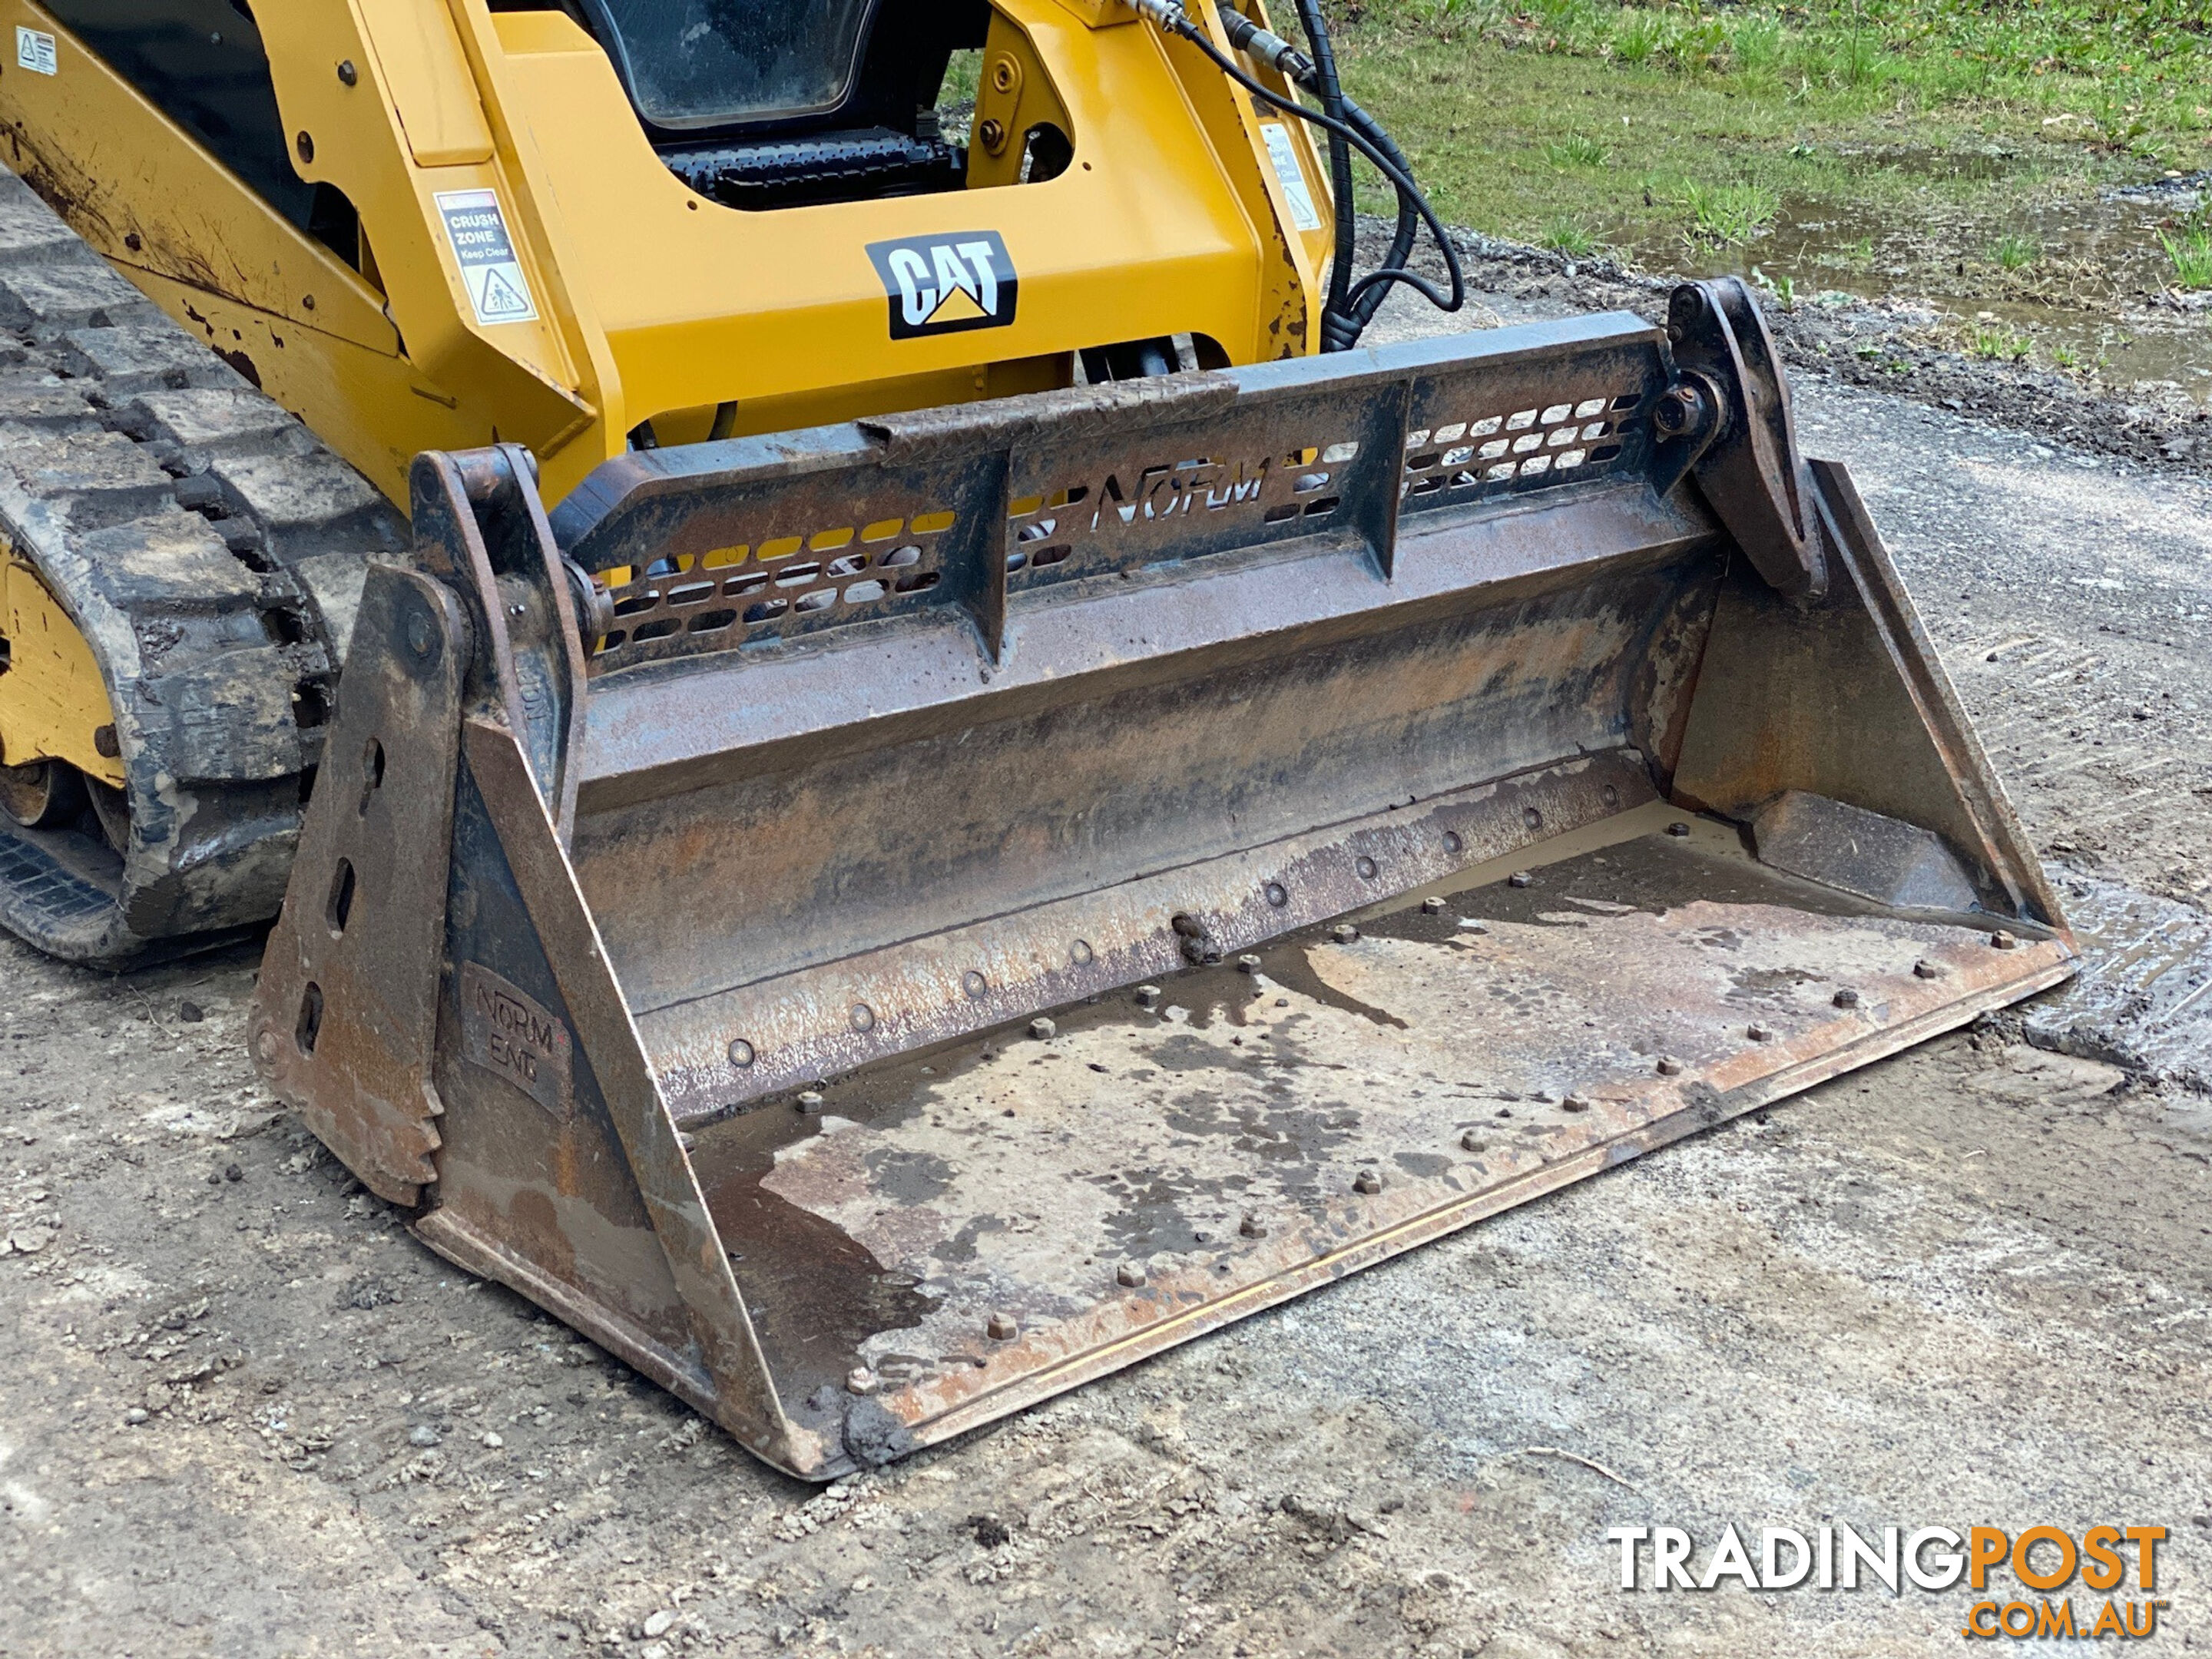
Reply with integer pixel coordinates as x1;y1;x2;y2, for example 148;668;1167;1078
433;189;540;327
15;27;57;76
1261;124;1323;233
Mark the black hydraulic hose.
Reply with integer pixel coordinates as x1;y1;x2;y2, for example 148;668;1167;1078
1144;3;1462;324
1339;98;1420;332
1287;0;1357;326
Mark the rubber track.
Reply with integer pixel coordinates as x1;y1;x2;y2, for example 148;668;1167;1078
0;171;406;964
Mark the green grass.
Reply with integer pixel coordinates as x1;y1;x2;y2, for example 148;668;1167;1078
1992;233;2041;270
1969;320;2034;360
1611;9;1662;64
1540;214;1598;254
1749;264;1797;306
1331;1;2212;265
1682;179;1779;244
938;48;981;110
2161;225;2212;287
1541;134;1610;168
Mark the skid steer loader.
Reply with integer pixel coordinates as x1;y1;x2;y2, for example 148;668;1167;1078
0;0;2070;1479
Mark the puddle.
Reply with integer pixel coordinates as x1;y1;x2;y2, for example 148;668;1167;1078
1633;171;2212;399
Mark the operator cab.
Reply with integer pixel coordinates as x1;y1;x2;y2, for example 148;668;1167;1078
540;0;1070;208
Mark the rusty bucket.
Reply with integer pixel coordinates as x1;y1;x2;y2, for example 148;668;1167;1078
251;283;2071;1479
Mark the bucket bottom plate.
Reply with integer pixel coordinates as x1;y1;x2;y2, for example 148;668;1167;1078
667;804;2071;1467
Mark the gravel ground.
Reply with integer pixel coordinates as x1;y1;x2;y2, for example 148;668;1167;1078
3;276;2210;1658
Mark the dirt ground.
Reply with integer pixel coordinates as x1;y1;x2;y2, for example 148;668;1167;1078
4;282;2211;1657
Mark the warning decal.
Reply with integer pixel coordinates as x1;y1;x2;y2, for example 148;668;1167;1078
15;26;56;75
434;189;540;327
1260;125;1323;233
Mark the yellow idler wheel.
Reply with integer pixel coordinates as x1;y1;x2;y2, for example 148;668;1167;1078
0;554;127;843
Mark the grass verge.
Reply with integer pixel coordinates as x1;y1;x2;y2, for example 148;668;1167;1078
1329;0;2212;265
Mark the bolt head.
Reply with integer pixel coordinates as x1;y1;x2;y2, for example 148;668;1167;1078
1421;896;1446;914
1028;1016;1057;1040
1134;985;1161;1009
1237;953;1263;973
1355;856;1378;879
1989;929;2019;950
1833;987;1861;1008
1459;1130;1486;1152
1655;1055;1684;1076
727;1038;756;1067
986;1313;1018;1341
1665;821;1691;837
1562;1094;1592;1113
1747;1023;1773;1042
405;612;434;657
1238;1214;1267;1239
846;1367;877;1396
1116;1261;1146;1288
1655;382;1707;435
979;117;1005;150
1912;959;1945;980
336;58;358;86
1330;923;1359;944
1508;872;1533;889
1353;1170;1382;1195
795;1090;826;1114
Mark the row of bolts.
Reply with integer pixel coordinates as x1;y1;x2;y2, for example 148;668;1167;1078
816;853;2028;1395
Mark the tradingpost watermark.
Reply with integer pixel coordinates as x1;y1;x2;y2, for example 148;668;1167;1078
1607;1524;2170;1639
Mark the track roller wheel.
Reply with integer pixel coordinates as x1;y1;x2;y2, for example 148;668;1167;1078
0;760;86;830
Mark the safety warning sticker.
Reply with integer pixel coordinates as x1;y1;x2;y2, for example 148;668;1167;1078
1260;124;1323;233
15;26;57;75
434;189;539;326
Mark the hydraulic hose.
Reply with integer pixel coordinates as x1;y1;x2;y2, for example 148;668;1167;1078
1337;98;1423;336
1287;0;1357;326
1135;0;1462;348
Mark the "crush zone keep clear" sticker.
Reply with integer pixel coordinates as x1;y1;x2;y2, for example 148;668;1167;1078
434;189;539;327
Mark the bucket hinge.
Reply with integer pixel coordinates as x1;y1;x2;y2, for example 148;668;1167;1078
1654;277;1825;601
410;445;595;841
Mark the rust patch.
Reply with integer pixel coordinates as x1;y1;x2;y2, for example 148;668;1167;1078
215;347;261;389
